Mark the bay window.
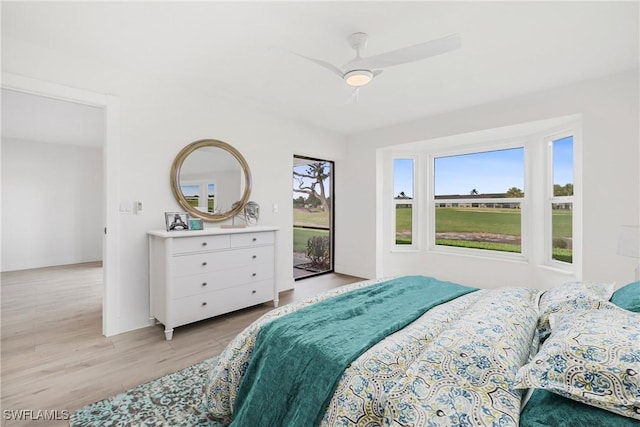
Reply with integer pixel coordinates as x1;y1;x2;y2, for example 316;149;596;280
390;121;579;273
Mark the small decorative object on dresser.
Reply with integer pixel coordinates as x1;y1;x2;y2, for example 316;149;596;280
188;218;203;230
244;201;260;225
148;226;279;340
165;212;189;231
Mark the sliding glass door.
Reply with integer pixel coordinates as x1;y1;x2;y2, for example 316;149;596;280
292;156;334;280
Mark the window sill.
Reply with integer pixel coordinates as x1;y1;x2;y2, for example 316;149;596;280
537;263;575;276
429;245;529;264
391;247;419;253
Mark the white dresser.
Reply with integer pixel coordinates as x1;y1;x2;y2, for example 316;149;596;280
148;226;278;340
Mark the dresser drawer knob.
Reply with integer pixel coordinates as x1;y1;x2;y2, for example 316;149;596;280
251;290;256;294
202;302;207;306
252;237;257;242
202;282;207;287
202;242;207;246
252;255;257;259
252;273;257;277
202;261;207;266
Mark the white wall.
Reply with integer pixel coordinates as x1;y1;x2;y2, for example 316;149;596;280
1;138;103;271
110;86;346;332
337;69;639;290
2;37;347;334
4;35;637;334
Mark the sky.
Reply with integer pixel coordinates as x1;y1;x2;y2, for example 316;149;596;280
553;136;574;188
394;136;574;197
293;163;331;198
181;183;215;197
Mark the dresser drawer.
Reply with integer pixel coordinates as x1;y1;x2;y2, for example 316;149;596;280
230;231;275;248
149;227;278;340
173;280;274;326
172;234;230;254
172;263;275;299
172;245;274;277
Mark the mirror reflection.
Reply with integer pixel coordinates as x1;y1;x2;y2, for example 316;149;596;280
170;139;251;222
179;147;244;214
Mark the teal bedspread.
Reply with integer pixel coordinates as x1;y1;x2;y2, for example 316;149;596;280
230;275;477;427
520;389;640;427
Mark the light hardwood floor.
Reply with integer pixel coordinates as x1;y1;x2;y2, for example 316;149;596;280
0;262;362;426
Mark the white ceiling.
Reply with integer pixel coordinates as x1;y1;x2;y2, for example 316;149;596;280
1;1;638;136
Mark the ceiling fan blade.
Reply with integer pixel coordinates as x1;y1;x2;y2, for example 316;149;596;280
345;87;360;104
344;33;461;70
290;51;344;79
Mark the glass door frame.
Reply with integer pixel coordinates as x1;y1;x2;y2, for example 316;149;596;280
293;155;335;280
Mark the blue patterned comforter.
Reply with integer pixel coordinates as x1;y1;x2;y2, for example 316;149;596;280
206;277;540;426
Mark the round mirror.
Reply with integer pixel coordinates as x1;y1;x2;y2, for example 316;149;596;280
170;139;252;222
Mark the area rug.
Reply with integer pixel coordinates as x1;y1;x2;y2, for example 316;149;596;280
70;356;224;427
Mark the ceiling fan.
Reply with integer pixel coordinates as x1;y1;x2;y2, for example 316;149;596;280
292;32;462;91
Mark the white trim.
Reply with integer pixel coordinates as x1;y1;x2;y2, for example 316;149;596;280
2;72;120;336
103;94;120;336
430;244;529;263
572;124;583;281
375;149;385;277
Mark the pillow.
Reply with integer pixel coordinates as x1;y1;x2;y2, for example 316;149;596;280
514;304;640;420
536;281;615;341
611;281;640;313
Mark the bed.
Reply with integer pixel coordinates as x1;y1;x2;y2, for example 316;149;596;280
205;276;640;426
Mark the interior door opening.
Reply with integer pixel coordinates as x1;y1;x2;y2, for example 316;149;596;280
2;73;118;336
293;156;334;280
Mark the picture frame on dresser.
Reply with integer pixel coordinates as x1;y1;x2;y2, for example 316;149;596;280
188;218;204;230
165;212;189;231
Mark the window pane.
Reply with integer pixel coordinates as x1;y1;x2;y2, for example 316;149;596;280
181;184;200;207
552;203;573;263
433;148;524;254
434;148;524;197
394;159;414;199
553;136;573;196
435;204;521;253
395;205;412;245
207;183;215;212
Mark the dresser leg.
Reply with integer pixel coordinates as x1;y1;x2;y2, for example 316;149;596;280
273;298;279;308
164;329;174;340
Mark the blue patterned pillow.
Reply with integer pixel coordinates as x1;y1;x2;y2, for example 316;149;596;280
515;303;640;420
537;281;615;341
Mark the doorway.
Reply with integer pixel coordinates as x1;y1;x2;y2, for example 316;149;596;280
1;72;119;336
293;156;334;280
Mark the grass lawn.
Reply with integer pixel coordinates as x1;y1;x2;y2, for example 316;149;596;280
552;209;572;239
293;208;330;228
395;206;573;262
435;207;522;235
185;197;214;212
293;227;330;253
435;239;521;253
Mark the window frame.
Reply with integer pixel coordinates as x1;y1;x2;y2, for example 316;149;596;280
427;141;529;261
384;117;581;279
545;130;576;268
180;179;217;213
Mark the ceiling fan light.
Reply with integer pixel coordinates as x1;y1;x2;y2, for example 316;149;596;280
344;70;373;86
